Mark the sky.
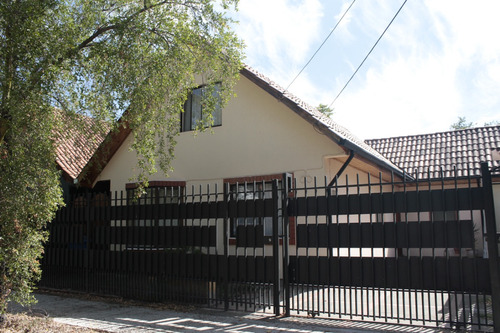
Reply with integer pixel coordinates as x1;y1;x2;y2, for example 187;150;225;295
228;0;500;140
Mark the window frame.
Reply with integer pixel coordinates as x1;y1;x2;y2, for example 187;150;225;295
224;174;295;245
125;181;186;227
181;83;222;132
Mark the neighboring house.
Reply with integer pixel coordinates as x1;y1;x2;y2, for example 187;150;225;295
54;113;108;202
366;126;500;180
366;126;500;257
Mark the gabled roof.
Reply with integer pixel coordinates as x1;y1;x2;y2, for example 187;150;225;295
240;66;405;177
54;114;108;181
79;66;405;186
365;126;500;179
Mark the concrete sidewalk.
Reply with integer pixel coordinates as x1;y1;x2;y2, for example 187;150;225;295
8;293;447;333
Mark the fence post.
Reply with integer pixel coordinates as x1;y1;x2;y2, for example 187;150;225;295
480;162;500;332
223;182;230;311
85;193;91;294
272;179;281;316
282;173;292;317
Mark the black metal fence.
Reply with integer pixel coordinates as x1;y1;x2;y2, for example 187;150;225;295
288;172;493;330
40;168;500;331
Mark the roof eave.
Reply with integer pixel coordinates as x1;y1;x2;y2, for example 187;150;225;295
241;67;409;180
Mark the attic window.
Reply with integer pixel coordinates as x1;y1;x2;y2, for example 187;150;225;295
181;84;222;132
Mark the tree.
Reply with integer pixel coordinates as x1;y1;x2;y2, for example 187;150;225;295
317;103;334;117
450;116;474;130
0;0;242;313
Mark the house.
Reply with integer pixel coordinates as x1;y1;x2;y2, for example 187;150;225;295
45;67;498;328
366;126;500;257
53;113;108;202
60;66;500;256
365;126;500;180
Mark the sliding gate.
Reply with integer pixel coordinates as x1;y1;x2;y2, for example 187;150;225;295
286;165;498;331
41;166;499;331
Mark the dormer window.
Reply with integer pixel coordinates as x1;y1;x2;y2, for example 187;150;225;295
181;84;222;132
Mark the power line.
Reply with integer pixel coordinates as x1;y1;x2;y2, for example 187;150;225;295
328;0;409;108
283;0;357;94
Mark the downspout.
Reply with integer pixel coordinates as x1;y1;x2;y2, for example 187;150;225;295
328;149;355;187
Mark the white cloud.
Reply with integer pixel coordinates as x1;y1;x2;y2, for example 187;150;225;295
332;0;500;138
233;0;323;75
230;0;500;138
335;52;462;139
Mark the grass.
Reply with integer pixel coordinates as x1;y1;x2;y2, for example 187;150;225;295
0;313;105;333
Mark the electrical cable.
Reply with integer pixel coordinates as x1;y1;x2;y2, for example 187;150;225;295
328;0;409;108
283;0;357;94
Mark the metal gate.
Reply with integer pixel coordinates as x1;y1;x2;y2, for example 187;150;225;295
41;179;286;313
40;165;500;331
284;164;499;331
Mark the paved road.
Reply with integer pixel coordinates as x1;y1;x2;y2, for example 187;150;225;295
8;292;450;333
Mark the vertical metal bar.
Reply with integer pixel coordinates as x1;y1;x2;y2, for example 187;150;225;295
223;182;230;311
303;176;308;316
468;168;482;329
379;172;387;323
314;176;319;317
346;174;352;319
282;173;291;317
293;178;299;315
368;173;375;321
391;171;398;323
415;171;425;325
454;167;466;328
326;176;332;318
206;184;211;306
403;172;410;323
440;168;452;328
243;182;248;312
427;169;439;327
480;162;500;332
85;193;91;294
336;177;342;319
272;179;281;316
356;174;363;319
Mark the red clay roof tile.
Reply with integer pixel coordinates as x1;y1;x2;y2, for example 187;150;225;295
366;126;500;179
54;114;108;181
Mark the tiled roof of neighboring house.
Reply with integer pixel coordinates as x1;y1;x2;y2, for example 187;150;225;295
365;126;500;179
240;66;405;177
54;114;108;181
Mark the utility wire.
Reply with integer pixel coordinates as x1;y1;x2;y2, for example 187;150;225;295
283;0;357;94
328;0;409;108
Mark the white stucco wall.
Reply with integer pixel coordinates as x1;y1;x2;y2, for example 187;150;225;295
95;74;347;193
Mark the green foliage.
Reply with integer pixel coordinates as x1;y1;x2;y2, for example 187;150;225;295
0;0;243;312
450;116;474;130
317;103;334;117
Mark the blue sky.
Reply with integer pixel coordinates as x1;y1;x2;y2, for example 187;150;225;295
229;0;500;139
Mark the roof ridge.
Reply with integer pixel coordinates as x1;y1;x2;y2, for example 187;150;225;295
242;65;403;174
366;124;500;142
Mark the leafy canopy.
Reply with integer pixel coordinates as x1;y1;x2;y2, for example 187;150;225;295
0;0;243;312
